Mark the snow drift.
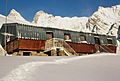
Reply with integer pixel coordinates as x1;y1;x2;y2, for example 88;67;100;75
0;44;6;56
0;54;120;81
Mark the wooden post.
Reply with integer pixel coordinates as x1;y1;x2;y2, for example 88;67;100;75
51;48;57;56
59;48;65;56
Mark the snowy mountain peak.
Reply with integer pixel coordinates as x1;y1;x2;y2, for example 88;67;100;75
7;9;31;24
8;9;26;21
32;10;89;32
33;10;53;24
36;11;47;15
88;5;120;35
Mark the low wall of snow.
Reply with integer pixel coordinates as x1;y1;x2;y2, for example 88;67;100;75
0;44;5;56
116;40;120;54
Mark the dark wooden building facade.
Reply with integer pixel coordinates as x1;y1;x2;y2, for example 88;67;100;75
0;23;117;56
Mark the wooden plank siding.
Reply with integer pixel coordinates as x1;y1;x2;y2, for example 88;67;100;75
6;38;117;54
67;42;96;54
6;39;19;53
19;39;45;51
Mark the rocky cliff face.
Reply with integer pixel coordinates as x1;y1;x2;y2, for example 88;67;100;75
88;5;120;36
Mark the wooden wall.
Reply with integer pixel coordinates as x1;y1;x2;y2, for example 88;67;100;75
19;39;45;51
6;38;117;54
67;42;96;54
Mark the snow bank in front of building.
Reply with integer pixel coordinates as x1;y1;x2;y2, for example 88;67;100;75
0;54;120;81
0;44;6;56
116;40;120;54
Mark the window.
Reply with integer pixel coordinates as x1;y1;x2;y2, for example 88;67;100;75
79;35;87;43
21;32;24;39
80;35;86;41
64;33;71;42
107;38;113;44
46;32;54;40
36;33;40;40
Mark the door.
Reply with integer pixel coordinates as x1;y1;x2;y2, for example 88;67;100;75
94;37;101;45
46;32;54;40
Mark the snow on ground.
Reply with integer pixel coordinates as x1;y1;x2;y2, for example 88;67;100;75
116;40;120;54
0;54;120;81
0;44;6;56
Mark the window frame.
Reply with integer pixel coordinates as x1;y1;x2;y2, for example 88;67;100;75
107;38;113;44
64;33;71;41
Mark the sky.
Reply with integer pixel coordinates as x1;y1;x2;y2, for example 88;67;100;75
0;0;120;21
